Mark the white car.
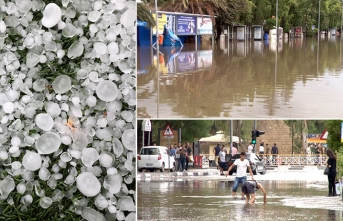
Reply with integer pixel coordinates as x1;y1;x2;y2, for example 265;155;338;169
138;146;176;172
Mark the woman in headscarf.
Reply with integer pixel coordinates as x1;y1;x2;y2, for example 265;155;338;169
326;149;337;196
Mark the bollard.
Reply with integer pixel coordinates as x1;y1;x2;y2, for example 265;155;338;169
199;156;203;169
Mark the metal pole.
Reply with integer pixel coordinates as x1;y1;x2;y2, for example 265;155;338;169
253;120;256;153
154;1;160;118
276;0;278;49
168;137;170;172
142;131;145;148
341;1;343;39
148;131;150;145
230;120;233;154
317;0;320;75
318;0;321;43
155;1;159;53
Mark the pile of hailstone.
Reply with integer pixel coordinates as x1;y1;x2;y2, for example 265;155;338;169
0;0;136;220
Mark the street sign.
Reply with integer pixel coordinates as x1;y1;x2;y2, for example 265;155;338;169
163;125;174;136
142;119;151;132
320;130;328;140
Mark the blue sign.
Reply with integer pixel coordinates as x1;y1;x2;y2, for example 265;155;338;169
176;16;196;35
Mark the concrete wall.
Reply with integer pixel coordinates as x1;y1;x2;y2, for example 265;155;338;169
255;120;292;154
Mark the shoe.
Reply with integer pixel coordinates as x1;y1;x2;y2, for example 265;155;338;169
220;173;224;176
241;197;246;200
332;194;338;196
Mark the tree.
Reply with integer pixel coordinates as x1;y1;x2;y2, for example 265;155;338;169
137;2;156;28
326;120;343;177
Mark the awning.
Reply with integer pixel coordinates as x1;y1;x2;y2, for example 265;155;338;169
137;20;148;27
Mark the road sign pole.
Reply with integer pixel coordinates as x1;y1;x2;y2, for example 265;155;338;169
168;137;170;172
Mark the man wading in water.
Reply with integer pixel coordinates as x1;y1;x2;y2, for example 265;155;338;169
242;180;267;204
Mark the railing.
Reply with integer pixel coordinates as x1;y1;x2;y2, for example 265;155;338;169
200;154;328;167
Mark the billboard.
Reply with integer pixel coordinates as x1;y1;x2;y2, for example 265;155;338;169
196;17;212;35
152;13;175;35
176;15;196;35
177;52;196;72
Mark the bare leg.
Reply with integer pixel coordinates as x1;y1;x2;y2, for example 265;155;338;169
246;194;250;204
250;193;256;204
232;192;236;197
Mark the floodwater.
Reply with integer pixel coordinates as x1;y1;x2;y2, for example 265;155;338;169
137;37;343;118
137;180;343;221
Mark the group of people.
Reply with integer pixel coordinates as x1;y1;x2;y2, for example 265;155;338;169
170;142;192;172
221;148;338;204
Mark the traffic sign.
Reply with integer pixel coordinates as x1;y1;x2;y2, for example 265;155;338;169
142;119;151;132
320;130;328;140
163;125;174;136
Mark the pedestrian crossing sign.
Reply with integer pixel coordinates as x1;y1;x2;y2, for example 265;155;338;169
163;125;174;136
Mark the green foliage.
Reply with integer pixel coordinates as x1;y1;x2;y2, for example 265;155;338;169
326;120;343;177
306;29;317;37
264;18;276;32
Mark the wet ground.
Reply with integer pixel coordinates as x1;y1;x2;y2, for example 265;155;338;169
137;37;343;118
137;169;343;220
137;180;343;221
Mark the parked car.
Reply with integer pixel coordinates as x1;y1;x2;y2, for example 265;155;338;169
225;153;266;175
138;146;176;172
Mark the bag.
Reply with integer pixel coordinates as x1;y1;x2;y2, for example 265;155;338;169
189;156;194;162
324;167;330;175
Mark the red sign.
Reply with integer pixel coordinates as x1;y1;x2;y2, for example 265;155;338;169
163;125;174;136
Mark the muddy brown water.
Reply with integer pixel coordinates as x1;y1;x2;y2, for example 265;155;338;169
137;37;343;118
137;180;343;221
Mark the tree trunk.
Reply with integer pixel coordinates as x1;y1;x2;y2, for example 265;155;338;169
302;120;308;154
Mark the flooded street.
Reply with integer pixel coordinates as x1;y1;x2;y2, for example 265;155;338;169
137;179;343;221
137;37;343;118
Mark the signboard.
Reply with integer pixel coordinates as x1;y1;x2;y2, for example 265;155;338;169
152;13;175;35
163;125;174;136
177;52;196;72
237;26;245;40
142;119;151;132
307;134;327;143
197;50;212;68
176;15;196;35
159;128;179;147
253;27;262;39
196;17;212;35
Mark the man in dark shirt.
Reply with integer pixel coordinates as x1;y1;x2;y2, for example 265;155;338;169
185;142;192;170
213;143;221;169
271;143;278;165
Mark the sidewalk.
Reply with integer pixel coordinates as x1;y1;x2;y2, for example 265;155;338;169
137;165;327;181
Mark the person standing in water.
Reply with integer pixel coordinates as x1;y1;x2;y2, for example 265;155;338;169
242;180;267;204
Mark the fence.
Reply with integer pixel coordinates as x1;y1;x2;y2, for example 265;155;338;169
200;154;328;167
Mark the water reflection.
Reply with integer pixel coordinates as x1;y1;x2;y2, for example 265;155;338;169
137;180;343;221
138;38;343;118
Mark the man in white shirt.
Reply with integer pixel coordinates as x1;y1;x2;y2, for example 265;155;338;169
225;152;254;198
259;143;264;158
218;146;226;175
247;143;253;153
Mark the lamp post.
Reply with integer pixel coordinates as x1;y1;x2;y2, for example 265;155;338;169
341;0;343;39
276;0;278;49
318;0;321;43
